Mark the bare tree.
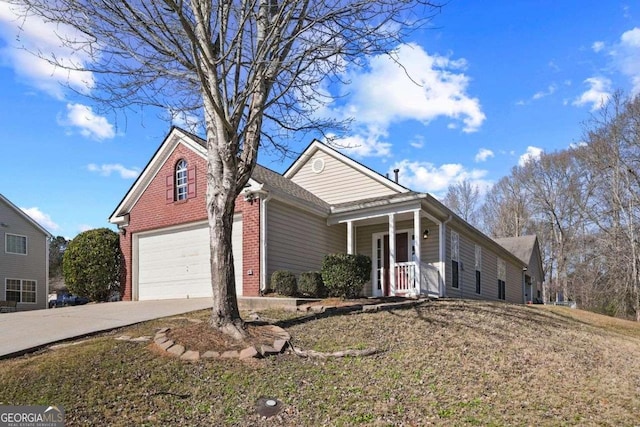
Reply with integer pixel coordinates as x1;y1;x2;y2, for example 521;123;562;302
480;175;531;238
578;93;640;320
443;179;480;226
515;150;584;303
8;0;442;337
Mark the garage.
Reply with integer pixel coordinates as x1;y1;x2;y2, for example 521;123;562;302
134;216;243;300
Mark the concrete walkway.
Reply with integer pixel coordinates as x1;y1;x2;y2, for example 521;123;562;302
0;298;212;358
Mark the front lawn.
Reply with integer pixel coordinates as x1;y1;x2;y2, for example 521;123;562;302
1;300;639;426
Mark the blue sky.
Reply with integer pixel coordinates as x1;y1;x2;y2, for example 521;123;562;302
1;1;639;238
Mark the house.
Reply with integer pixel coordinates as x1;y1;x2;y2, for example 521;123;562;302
110;127;533;304
0;193;52;311
495;236;545;303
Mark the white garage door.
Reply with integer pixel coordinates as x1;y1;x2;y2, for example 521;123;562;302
136;216;243;300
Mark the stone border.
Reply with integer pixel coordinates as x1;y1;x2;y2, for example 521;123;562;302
117;299;426;361
294;298;426;314
151;324;291;362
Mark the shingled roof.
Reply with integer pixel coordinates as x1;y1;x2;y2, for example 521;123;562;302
251;164;330;213
183;130;330;213
494;235;538;265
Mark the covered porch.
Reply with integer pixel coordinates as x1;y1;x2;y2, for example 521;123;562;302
329;194;447;298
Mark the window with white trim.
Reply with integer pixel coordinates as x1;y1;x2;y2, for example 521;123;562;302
5;279;36;303
6;233;27;255
497;258;506;300
451;231;459;288
175;159;188;201
475;245;482;294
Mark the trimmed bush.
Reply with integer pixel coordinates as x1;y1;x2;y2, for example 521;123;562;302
63;228;123;301
321;253;371;299
298;271;327;298
271;270;297;296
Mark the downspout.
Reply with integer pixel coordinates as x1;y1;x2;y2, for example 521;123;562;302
45;236;50;309
522;267;528;304
259;193;272;294
439;215;453;297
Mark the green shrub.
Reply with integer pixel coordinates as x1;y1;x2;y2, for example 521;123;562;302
298;271;327;298
321;253;371;299
63;228;123;301
271;270;297;296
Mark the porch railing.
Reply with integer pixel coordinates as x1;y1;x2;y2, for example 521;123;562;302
394;262;416;293
393;261;441;297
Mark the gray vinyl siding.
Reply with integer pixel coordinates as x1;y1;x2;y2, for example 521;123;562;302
355;218;439;297
529;247;544;299
505;262;523;303
289;150;399;204
0;201;48;311
445;223;524;303
266;199;345;285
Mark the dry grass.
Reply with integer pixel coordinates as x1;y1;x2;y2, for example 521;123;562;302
1;299;640;426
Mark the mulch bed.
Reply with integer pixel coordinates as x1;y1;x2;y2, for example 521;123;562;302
167;321;285;353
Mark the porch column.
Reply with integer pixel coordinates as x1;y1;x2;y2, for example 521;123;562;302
346;220;354;255
388;213;396;295
414;210;421;295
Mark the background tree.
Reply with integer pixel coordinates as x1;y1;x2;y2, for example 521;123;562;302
63;228;122;302
479;92;640;319
10;0;441;337
515;150;584;303
480;175;532;238
577;93;640;319
443;179;481;227
49;235;68;279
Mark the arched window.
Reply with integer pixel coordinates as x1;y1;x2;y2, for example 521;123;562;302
165;158;196;204
175;159;188;201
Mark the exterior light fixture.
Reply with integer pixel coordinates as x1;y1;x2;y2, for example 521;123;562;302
422;229;429;239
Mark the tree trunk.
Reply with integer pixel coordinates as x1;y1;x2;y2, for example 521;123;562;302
207;197;246;340
203;97;247;340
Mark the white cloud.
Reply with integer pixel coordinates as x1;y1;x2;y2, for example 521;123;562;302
518;146;543;167
474;148;494;163
60;103;115;140
572;77;612;111
329;43;485;157
389;159;491;197
20;207;59;232
329;130;392;158
569;141;588;149
532;84;557;100
592;41;605;53
616;27;640;94
409;136;425;149
87;163;140;179
0;3;95;98
342;43;485;133
169;109;202;133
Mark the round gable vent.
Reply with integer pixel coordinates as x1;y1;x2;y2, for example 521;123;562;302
311;158;325;173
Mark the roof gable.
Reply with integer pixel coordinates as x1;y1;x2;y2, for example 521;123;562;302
110;128;331;223
109;127;206;223
494;235;539;265
0;193;52;237
284;140;408;204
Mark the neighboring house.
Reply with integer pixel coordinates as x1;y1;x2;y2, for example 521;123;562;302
0;194;51;311
110;127;531;303
495;235;545;303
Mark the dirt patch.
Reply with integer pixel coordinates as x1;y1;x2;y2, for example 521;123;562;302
167;321;285;353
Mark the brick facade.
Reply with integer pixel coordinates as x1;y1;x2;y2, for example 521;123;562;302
119;143;260;300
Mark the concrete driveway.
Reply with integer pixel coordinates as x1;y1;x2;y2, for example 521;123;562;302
0;298;212;358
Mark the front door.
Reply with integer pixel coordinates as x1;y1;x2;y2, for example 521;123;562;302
382;232;409;296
